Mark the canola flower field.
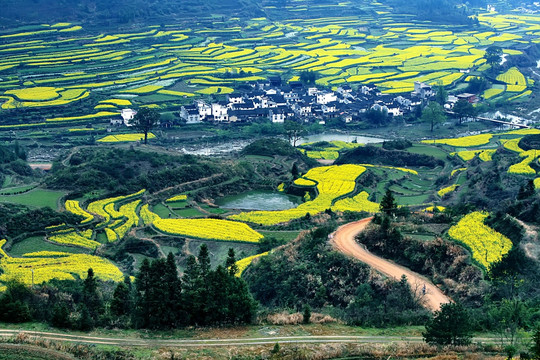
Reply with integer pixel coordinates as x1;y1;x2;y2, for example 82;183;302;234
0;9;538;129
447;212;512;269
0;240;123;289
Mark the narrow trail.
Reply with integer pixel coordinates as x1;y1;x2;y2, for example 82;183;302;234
330;217;451;312
0;329;497;348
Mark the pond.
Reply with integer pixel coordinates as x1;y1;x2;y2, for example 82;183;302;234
300;133;385;145
179;133;386;156
217;190;301;211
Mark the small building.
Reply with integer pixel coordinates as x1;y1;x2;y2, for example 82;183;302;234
269;108;286;123
211;102;229;122
227;93;244;104
180;105;201;124
121;109;137;126
412;81;434;99
316;91;337;105
456;93;477;103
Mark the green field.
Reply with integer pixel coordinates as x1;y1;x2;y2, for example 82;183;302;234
0;188;65;209
8;236;87;257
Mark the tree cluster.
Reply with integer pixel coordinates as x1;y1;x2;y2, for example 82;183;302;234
47;148;227;193
336;145;444;168
0;246;257;330
134;246;257;328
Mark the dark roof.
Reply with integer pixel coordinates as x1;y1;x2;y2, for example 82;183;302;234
267;94;287;103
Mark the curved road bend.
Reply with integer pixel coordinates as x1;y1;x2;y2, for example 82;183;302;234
330;217;451;312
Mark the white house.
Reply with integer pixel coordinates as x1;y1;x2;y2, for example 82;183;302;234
269;108;286;123
292;102;312;117
121;109;137;126
180;105;201;124
316;91;337;105
227;93;244;104
337;85;353;95
308;87;319;96
195;100;212;119
322;102;337;114
211;102;229;122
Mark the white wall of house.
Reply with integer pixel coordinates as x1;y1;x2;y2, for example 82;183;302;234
317;92;337;105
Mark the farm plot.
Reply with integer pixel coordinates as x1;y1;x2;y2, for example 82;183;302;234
230;164;368;225
448;212;512;269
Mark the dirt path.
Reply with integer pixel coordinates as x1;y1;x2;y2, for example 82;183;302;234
330;218;451;312
0;329;497;348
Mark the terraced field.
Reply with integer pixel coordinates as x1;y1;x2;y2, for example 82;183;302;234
2;127;540;287
0;9;538;129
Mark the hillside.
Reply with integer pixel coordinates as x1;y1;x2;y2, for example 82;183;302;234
0;0;264;27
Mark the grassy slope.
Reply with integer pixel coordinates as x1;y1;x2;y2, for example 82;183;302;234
0;189;65;209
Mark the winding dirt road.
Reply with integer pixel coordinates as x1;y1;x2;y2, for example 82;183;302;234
330;217;451;312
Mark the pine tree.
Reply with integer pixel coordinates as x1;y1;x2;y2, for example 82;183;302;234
182;255;203;325
379;189;397;216
226;248;239;276
110;282;130;317
198;243;211;277
291;163;299;179
164;253;183;327
78;304;94;331
134;258;152;328
82;268;103;323
303;305;311;324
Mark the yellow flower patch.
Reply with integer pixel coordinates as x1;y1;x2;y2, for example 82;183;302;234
422;134;492;147
153;218;263;243
97;133;156;142
448;212;512;269
235;252;269;277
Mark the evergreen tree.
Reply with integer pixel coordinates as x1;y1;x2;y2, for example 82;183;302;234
198;243;211;277
110;282;130;317
82;268;103;322
380;189;397;216
134;258;152;328
206;265;230;324
182;255;204;325
0;280;32;323
78;304;94;331
423;302;472;346
163;253;184;327
51;302;71;328
226;248;239;277
291;163;299;179
303;304;311;324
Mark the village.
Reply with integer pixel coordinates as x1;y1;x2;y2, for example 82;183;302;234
112;77;480;128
